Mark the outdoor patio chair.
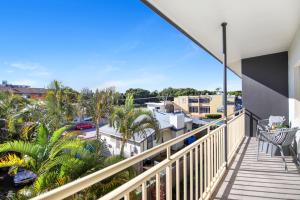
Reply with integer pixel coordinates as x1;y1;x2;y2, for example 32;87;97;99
257;127;299;171
256;116;286;153
256;116;286;139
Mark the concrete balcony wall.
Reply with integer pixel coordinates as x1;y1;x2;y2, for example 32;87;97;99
288;25;300;158
242;52;289;137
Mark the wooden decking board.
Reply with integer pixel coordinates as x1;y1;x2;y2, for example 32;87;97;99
213;137;300;200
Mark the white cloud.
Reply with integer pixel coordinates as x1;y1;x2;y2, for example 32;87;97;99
7;62;40;70
4;61;50;77
11;80;38;87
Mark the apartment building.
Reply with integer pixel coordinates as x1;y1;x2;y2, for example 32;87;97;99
0;80;46;100
174;95;236;118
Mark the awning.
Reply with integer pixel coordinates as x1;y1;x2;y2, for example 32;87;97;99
142;0;300;77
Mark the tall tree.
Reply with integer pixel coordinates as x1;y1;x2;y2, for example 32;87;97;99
90;88;115;140
78;88;94;121
125;88;151;104
46;80;76;131
109;94;160;157
0;91;29;119
0;91;34;142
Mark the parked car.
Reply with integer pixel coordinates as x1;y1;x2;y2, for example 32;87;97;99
75;122;95;130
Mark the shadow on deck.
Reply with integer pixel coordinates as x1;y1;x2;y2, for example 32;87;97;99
213;137;300;200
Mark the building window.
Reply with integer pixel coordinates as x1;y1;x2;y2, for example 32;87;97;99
199;98;210;103
188;98;199;103
200;106;210;113
189;106;199;113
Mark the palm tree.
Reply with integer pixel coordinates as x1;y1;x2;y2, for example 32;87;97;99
6;101;47;141
215;87;222;94
0;124;99;198
78;88;94;122
0;91;29;119
90;88;115;140
46;80;76;131
109;94;160;157
0;91;33;142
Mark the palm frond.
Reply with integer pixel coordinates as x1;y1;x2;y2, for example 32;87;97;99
38;154;84;175
124;94;134;111
131;116;160;139
0;154;26;168
36;123;48;146
59;157;86;178
49;125;71;145
49;139;88;159
33;171;68;194
20;123;37;141
0;141;41;159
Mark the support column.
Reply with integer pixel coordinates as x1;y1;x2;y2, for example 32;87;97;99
221;22;228;167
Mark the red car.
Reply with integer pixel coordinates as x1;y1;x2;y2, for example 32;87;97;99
75;122;95;130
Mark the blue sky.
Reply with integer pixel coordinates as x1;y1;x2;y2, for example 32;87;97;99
0;0;241;92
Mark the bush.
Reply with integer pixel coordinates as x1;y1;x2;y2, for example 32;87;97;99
205;114;222;119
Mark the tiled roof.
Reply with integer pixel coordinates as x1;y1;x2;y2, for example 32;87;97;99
0;86;46;94
15;87;46;94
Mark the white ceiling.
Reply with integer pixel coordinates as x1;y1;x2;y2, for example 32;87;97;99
143;0;300;76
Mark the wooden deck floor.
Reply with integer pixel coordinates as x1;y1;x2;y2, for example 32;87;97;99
214;137;300;200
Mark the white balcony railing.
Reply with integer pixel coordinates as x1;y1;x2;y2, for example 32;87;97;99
32;110;245;200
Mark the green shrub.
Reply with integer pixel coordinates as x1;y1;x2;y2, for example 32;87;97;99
205;114;222;119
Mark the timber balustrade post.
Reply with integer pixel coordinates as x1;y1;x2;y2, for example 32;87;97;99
166;146;172;200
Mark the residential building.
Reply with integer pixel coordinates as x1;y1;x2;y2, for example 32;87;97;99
0;80;46;100
98;102;193;158
173;95;236;118
33;1;300;200
145;102;167;113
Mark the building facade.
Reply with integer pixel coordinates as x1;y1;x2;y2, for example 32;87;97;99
173;95;237;118
99;103;193;158
0;80;46;100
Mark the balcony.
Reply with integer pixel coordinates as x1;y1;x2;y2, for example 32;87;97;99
14;111;205;197
214;138;300;200
30;109;300;200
